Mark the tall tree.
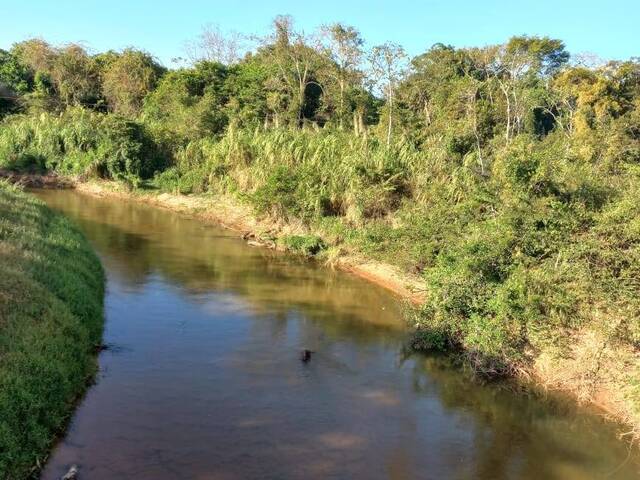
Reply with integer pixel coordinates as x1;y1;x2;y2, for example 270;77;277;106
492;36;569;141
321;23;364;130
400;44;474;132
102;49;163;116
0;49;32;115
0;49;32;94
224;57;270;129
369;42;407;145
51;44;100;107
11;39;55;74
258;15;326;127
185;24;244;65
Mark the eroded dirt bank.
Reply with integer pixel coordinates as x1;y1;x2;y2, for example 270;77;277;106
75;180;427;304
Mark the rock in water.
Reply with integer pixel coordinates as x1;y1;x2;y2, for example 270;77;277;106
61;464;78;480
301;349;313;363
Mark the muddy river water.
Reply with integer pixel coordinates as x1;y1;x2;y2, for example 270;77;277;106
36;189;640;479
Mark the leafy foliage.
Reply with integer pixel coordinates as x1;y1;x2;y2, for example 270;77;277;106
0;109;166;182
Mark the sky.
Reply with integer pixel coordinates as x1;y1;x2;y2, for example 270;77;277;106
1;0;638;67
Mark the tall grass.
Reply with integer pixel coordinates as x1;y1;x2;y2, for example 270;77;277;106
0;108;165;184
155;128;440;222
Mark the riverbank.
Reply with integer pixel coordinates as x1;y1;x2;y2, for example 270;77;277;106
75;180;427;304
2;170;639;445
70;178;639;441
0;181;104;478
37;185;640;480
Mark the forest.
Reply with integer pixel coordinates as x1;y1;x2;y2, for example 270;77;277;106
1;16;639;427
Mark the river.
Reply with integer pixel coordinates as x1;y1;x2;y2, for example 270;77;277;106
36;189;639;479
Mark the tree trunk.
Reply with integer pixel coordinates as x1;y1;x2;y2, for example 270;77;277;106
339;79;345;130
360;110;366;137
423;101;431;126
498;80;511;143
387;92;393;147
504;89;511;142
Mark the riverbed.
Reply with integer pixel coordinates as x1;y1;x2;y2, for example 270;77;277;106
36;189;639;480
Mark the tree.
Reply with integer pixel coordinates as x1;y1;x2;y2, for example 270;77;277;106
185;24;244;65
51;44;100;107
102;49;163;116
321;23;364;130
549;60;640;139
224;56;270;129
369;42;407;145
400;44;474;133
0;49;32;94
0;49;32;115
492;36;569;141
257;15;326;127
143;61;231;139
11;39;55;74
547;67;596;136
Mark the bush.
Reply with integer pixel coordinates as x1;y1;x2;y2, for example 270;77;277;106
0;108;166;182
282;234;327;256
250;165;303;219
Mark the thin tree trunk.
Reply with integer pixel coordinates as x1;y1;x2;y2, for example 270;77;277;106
473;102;484;175
423;101;431;126
386;87;393;147
298;84;305;128
503;87;511;142
339;79;345;130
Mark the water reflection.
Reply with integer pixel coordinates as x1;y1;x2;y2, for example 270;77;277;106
36;189;639;480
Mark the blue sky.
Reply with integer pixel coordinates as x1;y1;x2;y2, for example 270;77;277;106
2;0;638;66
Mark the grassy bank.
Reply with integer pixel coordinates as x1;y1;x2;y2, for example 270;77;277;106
0;181;104;478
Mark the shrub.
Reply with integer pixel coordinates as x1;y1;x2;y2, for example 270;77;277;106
282;234;327;256
0;108;166;182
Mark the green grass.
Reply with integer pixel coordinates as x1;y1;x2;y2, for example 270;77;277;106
0;181;104;479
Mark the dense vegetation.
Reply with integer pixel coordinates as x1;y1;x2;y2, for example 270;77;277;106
0;182;104;478
0;17;639;418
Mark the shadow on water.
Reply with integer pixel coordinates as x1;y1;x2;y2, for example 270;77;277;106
35;189;640;480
